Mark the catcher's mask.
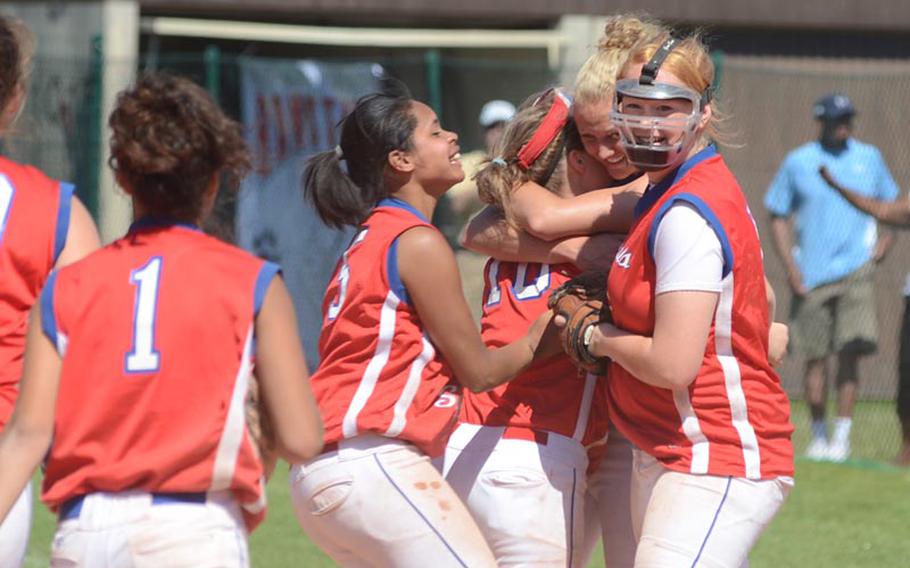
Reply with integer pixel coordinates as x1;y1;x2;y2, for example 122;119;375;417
609;36;711;171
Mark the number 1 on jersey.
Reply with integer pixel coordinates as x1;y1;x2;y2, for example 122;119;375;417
126;257;163;373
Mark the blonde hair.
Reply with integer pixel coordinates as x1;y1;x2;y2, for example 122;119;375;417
622;29;732;144
474;89;567;224
573;14;663;108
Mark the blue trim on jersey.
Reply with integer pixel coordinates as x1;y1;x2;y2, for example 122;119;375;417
128;216;202;234
648;193;735;278
40;271;59;351
377;197;430;223
634;145;718;219
53;183;75;263
254;262;281;316
691;476;733;567
387;237;409;304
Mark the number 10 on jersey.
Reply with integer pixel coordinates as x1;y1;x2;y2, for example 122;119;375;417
125;256;163;373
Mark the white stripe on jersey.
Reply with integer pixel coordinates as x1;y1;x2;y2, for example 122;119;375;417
241;476;268;515
57;331;69;357
673;388;710;474
343;291;400;438
385;334;435;437
715;272;762;479
211;326;254;491
571;372;597;442
486;260;501;305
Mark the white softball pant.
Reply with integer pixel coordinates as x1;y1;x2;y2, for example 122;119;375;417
49;490;249;567
442;423;589;567
0;482;31;568
630;449;793;568
578;427;636;568
290;434;496;568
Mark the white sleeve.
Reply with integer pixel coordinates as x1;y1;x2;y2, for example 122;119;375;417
653;202;724;295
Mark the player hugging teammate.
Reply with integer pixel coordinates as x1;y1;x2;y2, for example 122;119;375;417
290;89;559;567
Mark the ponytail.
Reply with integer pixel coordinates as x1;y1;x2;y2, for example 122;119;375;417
302;92;417;228
475;89;568;223
304;150;377;229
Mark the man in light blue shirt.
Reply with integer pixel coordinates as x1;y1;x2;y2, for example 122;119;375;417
765;93;898;462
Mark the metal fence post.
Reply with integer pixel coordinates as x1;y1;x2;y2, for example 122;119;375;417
204;44;222;103
711;49;725;97
83;33;104;220
425;48;442;116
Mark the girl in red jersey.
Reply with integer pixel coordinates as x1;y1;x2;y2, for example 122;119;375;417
457;17;661;568
578;31;795;567
0;16;100;567
462;18;791;568
442;88;623;568
0;73;323;567
292;90;558;567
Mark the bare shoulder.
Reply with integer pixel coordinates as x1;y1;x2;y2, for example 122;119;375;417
397;225;452;257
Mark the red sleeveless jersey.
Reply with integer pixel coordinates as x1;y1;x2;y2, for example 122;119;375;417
607;147;794;479
460;259;608;445
0;156;73;429
312;198;461;457
40;220;278;530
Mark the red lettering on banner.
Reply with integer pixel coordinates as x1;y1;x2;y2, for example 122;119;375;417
290;95;304;151
272;95;288;161
256;94;270;175
303;96;318;150
322;97;338;146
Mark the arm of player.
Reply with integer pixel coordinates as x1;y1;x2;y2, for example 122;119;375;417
764;276;789;367
765;276;777;321
589;290;718;390
461;206;625;271
768;215;807;296
55;197;101;268
820;165;910;226
584;202;722;389
399;226;560;393
253;276;324;463
0;305;60;523
505;180;642;241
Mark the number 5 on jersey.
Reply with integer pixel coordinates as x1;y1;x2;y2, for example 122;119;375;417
125;257;163;373
328;229;368;320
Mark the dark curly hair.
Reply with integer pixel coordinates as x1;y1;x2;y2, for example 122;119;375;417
108;72;251;222
0;15;33;120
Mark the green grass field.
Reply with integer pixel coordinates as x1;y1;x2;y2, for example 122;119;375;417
23;401;910;567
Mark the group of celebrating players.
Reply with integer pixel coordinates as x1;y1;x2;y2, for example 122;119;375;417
0;10;794;568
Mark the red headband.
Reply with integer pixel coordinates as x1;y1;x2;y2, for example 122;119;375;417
517;90;573;170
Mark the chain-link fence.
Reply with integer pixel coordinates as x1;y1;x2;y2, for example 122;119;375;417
2;40;104;216
720;55;910;462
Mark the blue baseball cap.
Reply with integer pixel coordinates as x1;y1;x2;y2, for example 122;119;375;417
813;93;856;121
